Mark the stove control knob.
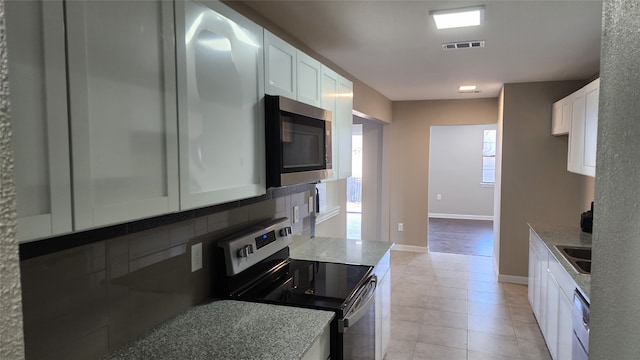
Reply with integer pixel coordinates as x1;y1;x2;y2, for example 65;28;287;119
246;244;254;254
237;247;248;258
279;227;292;237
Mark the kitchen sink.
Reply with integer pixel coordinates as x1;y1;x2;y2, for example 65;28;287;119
555;245;592;274
557;246;591;260
575;260;591;273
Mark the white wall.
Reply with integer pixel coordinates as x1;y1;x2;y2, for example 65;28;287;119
428;124;496;219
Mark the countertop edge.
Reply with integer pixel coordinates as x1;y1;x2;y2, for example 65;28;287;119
290;236;393;267
102;300;335;360
528;223;591;302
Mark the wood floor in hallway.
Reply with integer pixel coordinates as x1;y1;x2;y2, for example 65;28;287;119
428;218;494;257
385;250;550;360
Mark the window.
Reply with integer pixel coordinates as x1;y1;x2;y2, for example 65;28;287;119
482;129;496;184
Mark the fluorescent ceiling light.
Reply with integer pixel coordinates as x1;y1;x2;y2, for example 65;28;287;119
431;6;484;30
459;85;477;91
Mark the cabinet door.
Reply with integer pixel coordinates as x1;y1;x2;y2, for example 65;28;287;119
561;97;572;135
264;30;296;98
321;65;339;181
557;292;574;360
66;0;179;230
552;97;570;136
528;243;536;308
376;267;391;360
337;77;354;179
296;50;322;107
545;272;560;359
568;89;586;174
176;0;265;210
582;79;599;176
6;0;72;242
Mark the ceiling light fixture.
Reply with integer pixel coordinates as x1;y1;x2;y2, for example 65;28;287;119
431;6;485;30
459;85;480;93
459;85;477;91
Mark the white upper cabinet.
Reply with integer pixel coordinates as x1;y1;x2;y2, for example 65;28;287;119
296;50;322;107
583;79;599;176
66;0;180;230
337;77;354;179
567;78;599;177
321;66;354;180
264;30;296;99
175;0;265;210
6;0;72;242
551;96;570;135
320;65;339;181
264;31;322;107
567;88;585;174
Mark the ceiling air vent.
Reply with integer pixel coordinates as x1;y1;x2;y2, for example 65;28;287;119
442;40;485;50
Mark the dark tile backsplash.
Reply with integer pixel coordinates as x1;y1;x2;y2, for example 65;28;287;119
19;187;314;360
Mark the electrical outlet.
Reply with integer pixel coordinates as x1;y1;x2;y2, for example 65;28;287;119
191;243;203;272
293;205;300;223
309;196;314;213
398;223;404;232
437;194;442;200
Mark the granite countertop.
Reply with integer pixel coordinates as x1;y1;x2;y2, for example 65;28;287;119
103;300;334;360
290;236;393;266
529;223;592;301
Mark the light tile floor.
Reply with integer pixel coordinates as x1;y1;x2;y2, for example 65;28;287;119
385;250;551;360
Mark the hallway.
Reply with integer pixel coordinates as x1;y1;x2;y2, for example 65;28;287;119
385;249;550;360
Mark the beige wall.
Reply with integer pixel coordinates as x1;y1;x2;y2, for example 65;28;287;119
389;99;499;247
497;81;595;278
224;1;393;123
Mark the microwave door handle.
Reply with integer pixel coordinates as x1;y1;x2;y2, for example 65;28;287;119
338;275;377;333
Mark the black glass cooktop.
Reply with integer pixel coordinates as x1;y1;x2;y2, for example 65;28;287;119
239;259;373;312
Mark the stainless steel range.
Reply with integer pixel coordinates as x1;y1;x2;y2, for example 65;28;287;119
213;217;377;360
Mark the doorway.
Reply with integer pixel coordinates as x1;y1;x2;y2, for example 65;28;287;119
346;115;384;241
346;124;362;240
427;124;496;256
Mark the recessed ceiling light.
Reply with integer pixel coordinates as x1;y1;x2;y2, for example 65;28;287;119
459;85;477;92
431;6;485;30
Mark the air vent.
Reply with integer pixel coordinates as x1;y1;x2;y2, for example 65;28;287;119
442;40;485;50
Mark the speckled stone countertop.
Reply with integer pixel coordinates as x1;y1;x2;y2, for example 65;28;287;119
529;223;592;301
103;300;334;360
290;237;393;266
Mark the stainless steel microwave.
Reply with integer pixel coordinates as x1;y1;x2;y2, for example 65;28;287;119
265;95;332;188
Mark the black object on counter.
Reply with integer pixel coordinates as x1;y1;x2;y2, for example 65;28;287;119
580;201;594;233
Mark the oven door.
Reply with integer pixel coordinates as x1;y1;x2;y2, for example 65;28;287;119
340;275;377;360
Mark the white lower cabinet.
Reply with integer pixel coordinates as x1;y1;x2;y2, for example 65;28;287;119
5;0;73;242
301;324;331;360
545;271;561;359
375;249;391;360
557;289;574;359
529;229;575;360
175;0;266;210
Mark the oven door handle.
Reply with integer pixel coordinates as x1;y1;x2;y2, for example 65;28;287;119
338;275;377;333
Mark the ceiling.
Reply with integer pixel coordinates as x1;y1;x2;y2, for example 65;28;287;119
240;0;603;101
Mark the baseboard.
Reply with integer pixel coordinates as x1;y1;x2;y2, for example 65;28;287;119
498;274;528;285
428;213;494;221
391;244;428;253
